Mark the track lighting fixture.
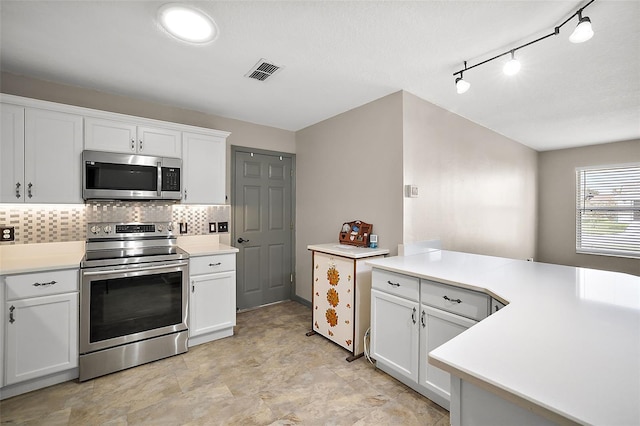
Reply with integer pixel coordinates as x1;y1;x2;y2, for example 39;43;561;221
452;0;596;93
570;10;594;43
455;61;471;94
503;50;521;76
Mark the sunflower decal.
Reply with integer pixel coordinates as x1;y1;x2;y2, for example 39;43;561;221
326;288;339;307
327;265;340;285
325;308;338;327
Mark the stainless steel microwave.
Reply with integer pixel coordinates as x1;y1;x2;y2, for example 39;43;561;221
82;150;182;200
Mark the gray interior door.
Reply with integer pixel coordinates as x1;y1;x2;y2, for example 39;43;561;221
233;150;293;310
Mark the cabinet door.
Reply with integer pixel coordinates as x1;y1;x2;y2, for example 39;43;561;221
24;108;83;203
5;293;79;385
137;125;182;157
84;117;137;153
182;132;225;204
0;104;25;203
371;289;419;382
312;252;355;352
189;271;236;337
419;305;476;401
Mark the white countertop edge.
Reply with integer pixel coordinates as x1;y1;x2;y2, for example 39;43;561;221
365;256;512;304
428;353;583;426
180;243;239;256
307;243;389;259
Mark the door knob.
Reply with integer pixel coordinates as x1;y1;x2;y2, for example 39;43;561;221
237;237;250;243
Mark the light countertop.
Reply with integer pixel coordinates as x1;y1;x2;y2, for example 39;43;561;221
367;251;640;426
177;235;238;256
0;236;238;275
308;243;389;259
0;241;85;275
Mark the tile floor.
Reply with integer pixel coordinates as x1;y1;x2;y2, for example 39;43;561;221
0;301;450;425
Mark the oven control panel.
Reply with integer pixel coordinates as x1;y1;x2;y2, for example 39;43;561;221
87;222;176;239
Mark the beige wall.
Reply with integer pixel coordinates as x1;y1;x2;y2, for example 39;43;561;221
295;92;404;301
537;139;640;276
402;92;537;260
0;72;296;154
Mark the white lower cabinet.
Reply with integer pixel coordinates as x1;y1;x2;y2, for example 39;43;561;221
1;269;79;399
188;253;237;347
371;268;489;410
370;289;419;382
5;293;78;385
419;305;476;406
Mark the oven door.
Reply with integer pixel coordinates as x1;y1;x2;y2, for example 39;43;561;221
80;260;189;354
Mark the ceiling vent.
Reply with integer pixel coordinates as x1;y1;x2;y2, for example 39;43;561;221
245;58;282;82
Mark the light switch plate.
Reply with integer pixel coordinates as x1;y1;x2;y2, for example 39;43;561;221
209;222;217;233
179;222;188;234
405;185;419;198
217;221;228;233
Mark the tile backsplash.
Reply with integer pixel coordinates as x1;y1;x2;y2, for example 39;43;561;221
0;201;230;244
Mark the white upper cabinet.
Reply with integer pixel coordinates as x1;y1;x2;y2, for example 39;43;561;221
1;104;83;203
0;104;25;203
85;117;182;158
182;131;226;204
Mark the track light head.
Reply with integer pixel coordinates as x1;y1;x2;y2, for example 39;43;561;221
570;11;594;43
503;51;521;76
455;75;471;94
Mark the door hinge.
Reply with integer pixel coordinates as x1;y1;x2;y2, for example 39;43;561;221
290;273;294;283
290;169;294;177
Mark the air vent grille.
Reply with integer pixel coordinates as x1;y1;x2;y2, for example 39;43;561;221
245;59;281;82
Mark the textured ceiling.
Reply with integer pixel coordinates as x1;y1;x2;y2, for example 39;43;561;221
1;1;638;151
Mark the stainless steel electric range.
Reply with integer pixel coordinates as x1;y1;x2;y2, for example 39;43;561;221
79;222;189;381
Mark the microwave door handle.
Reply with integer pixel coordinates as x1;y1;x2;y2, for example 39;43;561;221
157;162;162;197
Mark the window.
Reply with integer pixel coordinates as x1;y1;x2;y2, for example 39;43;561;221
576;164;640;258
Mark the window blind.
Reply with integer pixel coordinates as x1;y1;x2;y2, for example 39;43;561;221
576;164;640;258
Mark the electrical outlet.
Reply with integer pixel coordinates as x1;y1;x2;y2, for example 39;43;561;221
217;221;228;233
1;226;15;242
179;222;188;234
209;222;217;233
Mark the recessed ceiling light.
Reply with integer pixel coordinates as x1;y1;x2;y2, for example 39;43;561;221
158;4;218;44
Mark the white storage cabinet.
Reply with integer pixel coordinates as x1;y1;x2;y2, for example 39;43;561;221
370;269;420;380
371;268;490;410
2;269;79;397
188;253;237;346
84;116;182;157
182;131;227;204
1;104;83;203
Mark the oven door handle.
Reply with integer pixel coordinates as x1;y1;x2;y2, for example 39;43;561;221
82;261;189;276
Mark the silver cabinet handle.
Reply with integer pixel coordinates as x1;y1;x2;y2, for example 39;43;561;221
33;280;57;287
139;140;143;152
131;139;135;151
387;280;400;287
192;280;195;293
15;182;21;198
411;307;417;324
9;305;15;324
421;310;426;327
208;262;222;267
156;161;162;197
184;188;187;201
443;295;462;304
27;182;33;198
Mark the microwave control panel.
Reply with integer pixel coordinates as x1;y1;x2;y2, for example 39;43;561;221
162;167;181;191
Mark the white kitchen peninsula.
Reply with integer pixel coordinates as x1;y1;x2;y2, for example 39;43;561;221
367;250;640;426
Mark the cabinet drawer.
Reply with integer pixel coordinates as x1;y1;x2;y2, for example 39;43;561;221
190;253;235;275
5;269;79;300
372;269;419;302
421;280;489;321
